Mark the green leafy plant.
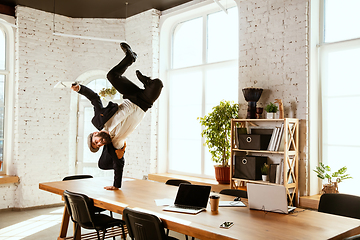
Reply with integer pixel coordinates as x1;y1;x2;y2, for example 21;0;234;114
261;163;269;175
99;87;117;98
313;163;352;183
265;102;278;113
198;100;238;167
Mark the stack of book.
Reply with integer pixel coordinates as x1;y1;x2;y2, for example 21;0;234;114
267;124;284;151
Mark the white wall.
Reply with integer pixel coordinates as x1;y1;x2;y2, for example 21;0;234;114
237;0;308;195
0;6;160;209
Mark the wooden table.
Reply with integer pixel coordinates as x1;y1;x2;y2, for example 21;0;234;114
39;177;360;240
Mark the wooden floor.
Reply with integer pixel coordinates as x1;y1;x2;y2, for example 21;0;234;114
0;205;194;240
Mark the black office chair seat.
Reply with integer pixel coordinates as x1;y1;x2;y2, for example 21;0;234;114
220;189;248;199
123;207;179;240
165;179;191;186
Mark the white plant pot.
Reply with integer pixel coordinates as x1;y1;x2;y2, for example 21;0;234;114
266;112;276;119
262;175;268;181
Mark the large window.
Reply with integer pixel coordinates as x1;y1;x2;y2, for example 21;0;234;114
0;20;14;175
165;5;238;178
319;0;360;195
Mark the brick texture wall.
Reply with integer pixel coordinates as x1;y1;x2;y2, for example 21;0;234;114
0;6;160;209
237;0;308;195
0;0;310;209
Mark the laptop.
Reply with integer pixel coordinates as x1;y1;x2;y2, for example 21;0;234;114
247;183;296;214
163;184;211;214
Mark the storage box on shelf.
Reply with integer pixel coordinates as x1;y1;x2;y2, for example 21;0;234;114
230;118;299;206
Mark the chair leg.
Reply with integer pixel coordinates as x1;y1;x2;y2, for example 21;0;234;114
73;223;79;240
95;230;101;240
121;224;126;240
101;229;107;240
166;229;169;235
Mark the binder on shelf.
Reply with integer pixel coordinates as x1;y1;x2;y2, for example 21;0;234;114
269;163;279;183
267;127;279;151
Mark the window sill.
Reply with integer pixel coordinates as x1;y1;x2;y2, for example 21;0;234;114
0;175;19;184
299;194;321;210
148;173;235;193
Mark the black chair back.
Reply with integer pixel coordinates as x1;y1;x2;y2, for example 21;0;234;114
220;189;248;199
318;193;360;219
63;175;93;181
123;208;171;240
63;190;95;229
165;179;191;186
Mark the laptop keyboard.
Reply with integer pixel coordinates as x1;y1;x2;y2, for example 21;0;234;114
175;204;202;210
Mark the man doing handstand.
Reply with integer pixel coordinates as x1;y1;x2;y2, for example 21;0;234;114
71;43;163;190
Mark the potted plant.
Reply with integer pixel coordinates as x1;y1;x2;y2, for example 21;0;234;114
198;100;239;184
261;163;269;181
99;86;117;100
265;102;278;119
313;163;352;194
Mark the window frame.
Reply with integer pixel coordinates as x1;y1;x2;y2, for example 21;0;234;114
309;0;360;195
158;1;239;178
0;18;15;175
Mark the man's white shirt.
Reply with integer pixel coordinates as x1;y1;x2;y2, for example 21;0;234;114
103;99;145;149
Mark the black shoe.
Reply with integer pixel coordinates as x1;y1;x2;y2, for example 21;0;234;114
136;70;151;86
120;42;137;62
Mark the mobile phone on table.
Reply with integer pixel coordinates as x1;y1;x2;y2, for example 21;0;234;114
220;221;234;229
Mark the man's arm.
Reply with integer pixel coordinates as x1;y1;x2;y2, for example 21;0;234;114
71;84;103;111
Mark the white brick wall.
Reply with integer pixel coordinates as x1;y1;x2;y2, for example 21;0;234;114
0;0;310;209
0;6;160;209
238;0;308;195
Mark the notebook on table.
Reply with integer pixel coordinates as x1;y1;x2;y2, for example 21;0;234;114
163;183;211;214
247;183;296;214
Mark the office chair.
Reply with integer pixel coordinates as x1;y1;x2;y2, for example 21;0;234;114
62;175;112;216
123;207;179;240
220;189;248;199
165;179;194;240
165;179;191;186
63;190;126;240
318;193;360;219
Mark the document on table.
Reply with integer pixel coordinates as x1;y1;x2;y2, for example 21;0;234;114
219;201;246;207
155;198;173;206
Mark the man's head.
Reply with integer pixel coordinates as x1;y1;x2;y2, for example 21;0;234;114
87;131;111;153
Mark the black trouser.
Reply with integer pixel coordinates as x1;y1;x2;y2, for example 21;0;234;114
107;55;163;112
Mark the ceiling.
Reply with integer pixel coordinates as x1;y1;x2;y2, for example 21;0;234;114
0;0;194;18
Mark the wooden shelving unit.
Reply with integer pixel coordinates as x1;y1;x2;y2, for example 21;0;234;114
230;118;299;206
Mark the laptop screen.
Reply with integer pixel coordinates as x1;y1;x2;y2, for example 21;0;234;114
174;184;211;208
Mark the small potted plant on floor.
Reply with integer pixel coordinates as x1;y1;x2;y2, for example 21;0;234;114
261;163;269;181
198;100;239;184
313;163;352;194
265;102;278;119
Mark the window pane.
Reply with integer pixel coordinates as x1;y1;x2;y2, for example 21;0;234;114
207;7;238;63
0;29;5;70
173;17;203;69
324;0;360;42
322;46;360;196
203;62;238;176
168;70;202;174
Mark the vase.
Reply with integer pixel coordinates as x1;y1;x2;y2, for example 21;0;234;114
214;166;230;184
262;175;268;181
266;112;276;119
321;182;339;194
